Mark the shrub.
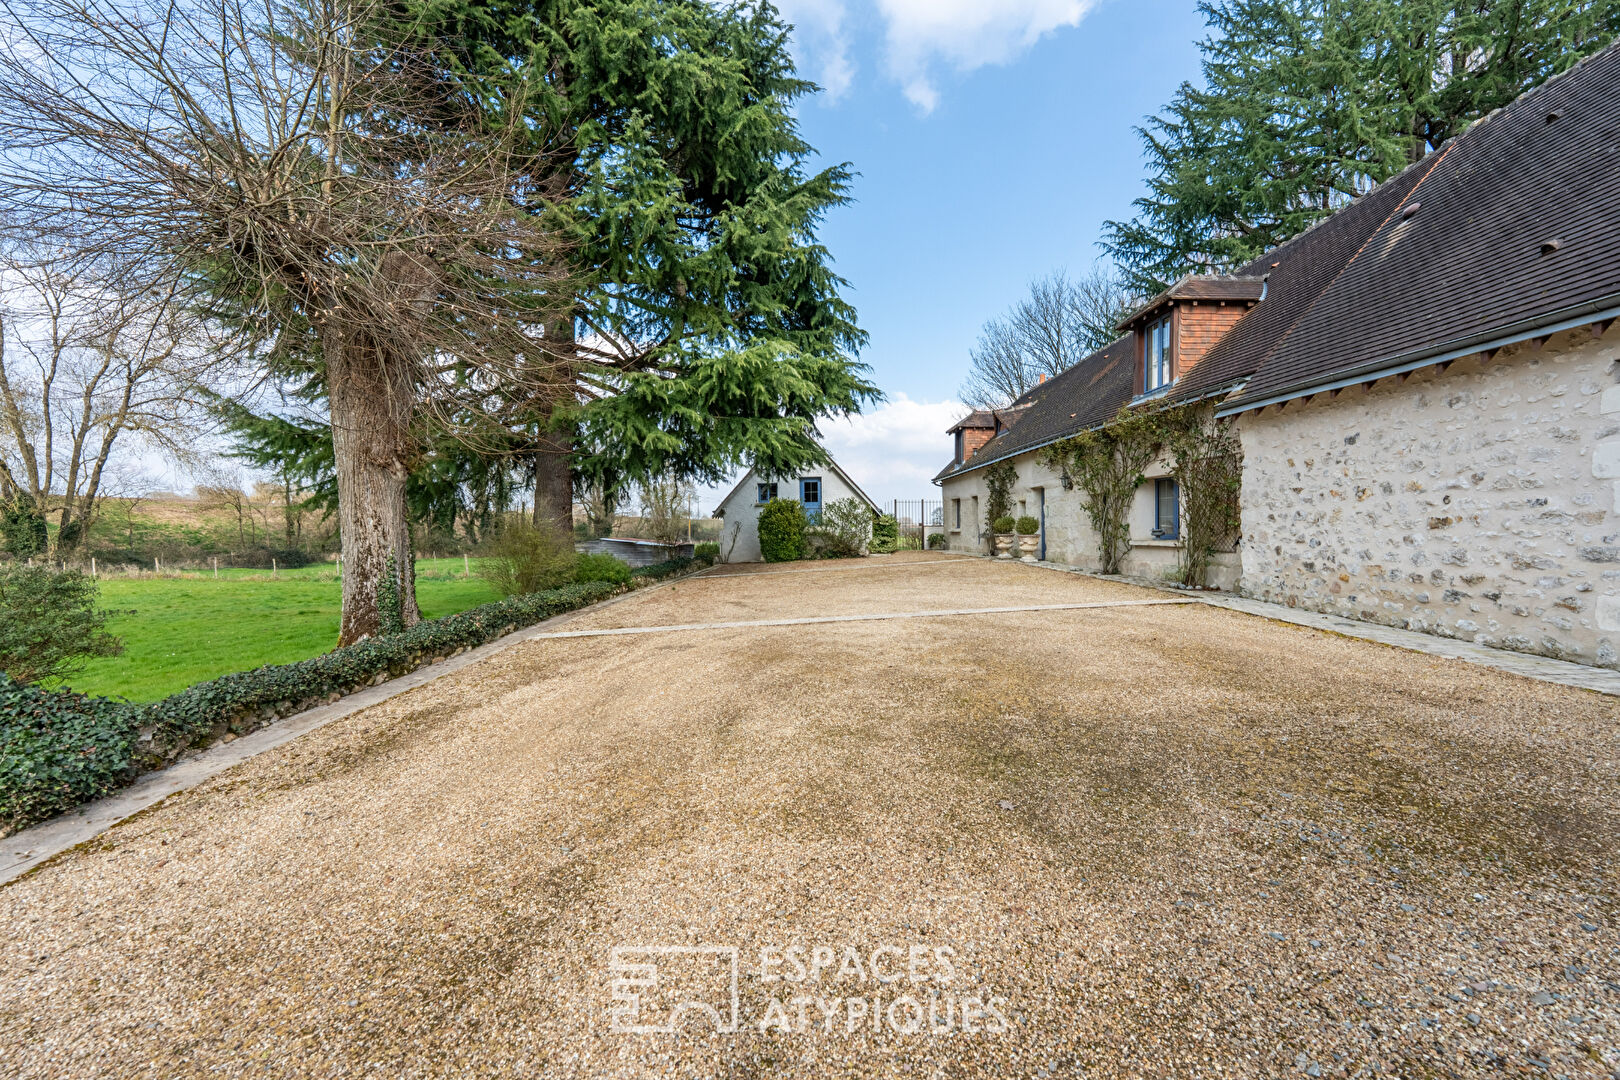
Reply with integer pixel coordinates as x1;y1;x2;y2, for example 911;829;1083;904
694;542;720;561
0;674;141;833
0;564;123;684
1015;516;1039;535
927;533;948;550
870;514;899;554
0;494;48;558
1;579;623;834
0;554;717;834
632;555;703;580
480;520;577;596
817;498;873;559
992;515;1016;534
756;498;807;562
574;552;632;585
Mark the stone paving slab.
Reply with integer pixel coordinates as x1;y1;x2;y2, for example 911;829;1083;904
1197;593;1620;696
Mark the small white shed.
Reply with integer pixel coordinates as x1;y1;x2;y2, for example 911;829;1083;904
712;457;879;563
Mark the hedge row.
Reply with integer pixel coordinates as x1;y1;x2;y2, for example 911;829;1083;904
0;555;705;835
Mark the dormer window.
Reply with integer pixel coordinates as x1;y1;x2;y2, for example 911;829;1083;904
1144;315;1172;392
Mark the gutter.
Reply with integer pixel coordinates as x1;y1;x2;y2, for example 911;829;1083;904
1217;294;1620;418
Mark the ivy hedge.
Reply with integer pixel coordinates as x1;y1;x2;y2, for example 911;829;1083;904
0;555;705;835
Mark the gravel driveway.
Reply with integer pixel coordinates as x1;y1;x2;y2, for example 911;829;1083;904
3;552;1617;1078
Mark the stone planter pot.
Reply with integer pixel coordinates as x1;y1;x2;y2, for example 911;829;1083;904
1017;533;1039;561
993;533;1016;558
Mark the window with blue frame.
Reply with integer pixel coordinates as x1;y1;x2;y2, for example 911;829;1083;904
1153;478;1180;540
755;481;778;505
1143;315;1172;393
800;477;822;518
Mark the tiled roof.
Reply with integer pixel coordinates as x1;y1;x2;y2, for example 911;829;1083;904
1166;158;1435;405
936;40;1620;480
947;409;999;432
1118;274;1267;328
932;336;1136;482
1224;41;1620;409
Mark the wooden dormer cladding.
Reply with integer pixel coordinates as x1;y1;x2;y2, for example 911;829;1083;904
1116;275;1266;395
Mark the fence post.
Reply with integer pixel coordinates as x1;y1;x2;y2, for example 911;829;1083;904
91;557;96;578
464;553;470;578
213;556;218;579
272;556;277;577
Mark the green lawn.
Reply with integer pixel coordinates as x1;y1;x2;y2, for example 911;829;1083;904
65;559;501;702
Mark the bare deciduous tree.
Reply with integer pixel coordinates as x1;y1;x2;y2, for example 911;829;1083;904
577;478;619;539
959;265;1138;409
0;252;215;554
196;469;255;549
0;0;572;642
637;473;691;549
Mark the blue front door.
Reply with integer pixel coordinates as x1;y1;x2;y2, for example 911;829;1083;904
800;477;822;519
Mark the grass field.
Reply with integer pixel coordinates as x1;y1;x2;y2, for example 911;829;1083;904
64;559;501;702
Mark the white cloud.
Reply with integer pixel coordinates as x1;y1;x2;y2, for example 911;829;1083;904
817;393;964;506
774;0;856;100
769;1;1098;112
698;394;963;514
876;0;1098;111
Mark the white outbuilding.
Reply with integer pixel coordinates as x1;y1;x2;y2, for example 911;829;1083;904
712;457;879;563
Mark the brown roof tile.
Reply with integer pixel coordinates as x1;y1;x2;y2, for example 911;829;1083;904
1225;41;1620;409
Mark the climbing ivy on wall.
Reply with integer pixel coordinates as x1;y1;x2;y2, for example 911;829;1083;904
984;460;1018;536
1040;407;1166;575
1162;404;1243;587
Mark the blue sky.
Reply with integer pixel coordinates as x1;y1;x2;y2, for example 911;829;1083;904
700;0;1212;509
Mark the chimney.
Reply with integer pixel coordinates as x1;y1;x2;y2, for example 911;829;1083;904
1037;373;1046;384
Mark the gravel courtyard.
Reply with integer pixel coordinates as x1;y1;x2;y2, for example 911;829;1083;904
2;552;1617;1079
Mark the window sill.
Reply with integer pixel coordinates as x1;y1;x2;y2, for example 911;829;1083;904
1131;538;1182;548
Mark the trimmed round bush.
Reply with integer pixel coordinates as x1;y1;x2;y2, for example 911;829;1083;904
574;552;632;584
757;498;807;562
1015;516;1039;535
992;515;1016;534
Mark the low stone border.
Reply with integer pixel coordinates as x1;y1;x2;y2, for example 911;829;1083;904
0;569;701;886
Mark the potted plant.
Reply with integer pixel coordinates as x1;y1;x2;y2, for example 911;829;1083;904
991;516;1017;557
1015;516;1040;560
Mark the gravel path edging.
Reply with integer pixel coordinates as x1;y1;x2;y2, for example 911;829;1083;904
1003;554;1620;697
0;572;698;887
515;597;1197;640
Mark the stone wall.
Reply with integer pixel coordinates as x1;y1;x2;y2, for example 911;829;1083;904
938;450;1240;588
1237;323;1620;667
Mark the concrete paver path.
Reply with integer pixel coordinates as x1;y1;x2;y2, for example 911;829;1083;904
3;553;1617;1079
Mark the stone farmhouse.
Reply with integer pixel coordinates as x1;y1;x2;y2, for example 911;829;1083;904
936;43;1620;669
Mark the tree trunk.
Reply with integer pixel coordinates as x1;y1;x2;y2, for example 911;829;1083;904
327;325;421;646
531;311;577;535
532;431;573;535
